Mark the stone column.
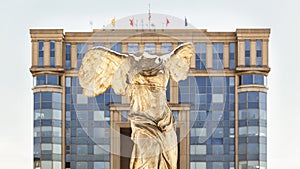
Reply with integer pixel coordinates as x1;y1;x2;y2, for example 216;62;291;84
206;43;213;69
32;40;38;67
44;41;50;67
122;43;128;53
262;39;269;67
55;40;63;67
190;43;196;69
238;40;245;67
250;40;257;67
139;43;144;52
71;43;77;69
223;43;229;69
156;43;161;53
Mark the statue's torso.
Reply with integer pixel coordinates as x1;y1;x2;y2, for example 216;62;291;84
128;63;170;123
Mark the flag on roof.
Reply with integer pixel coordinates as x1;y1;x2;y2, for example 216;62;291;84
148;4;151;21
111;18;115;27
184;17;188;27
166;18;170;27
129;18;134;27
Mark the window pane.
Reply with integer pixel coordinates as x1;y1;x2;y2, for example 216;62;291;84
66;43;71;70
245;40;250;67
239;144;246;154
48;75;59;85
161;43;172;53
212;43;224;70
50;41;55;67
248;126;258;136
212;145;224;154
128;43;138;53
110;43;122;52
248;143;259;154
41;109;52;119
77;145;88;154
242;74;252;85
248;109;259;119
42;92;52;101
77;162;87;168
239;127;246;136
53;127;61;137
253;74;264;85
248;92;259;102
38;41;44;67
36;75;46;85
53;144;61;154
53;93;62;103
256;40;262;67
144;43;156;53
77;94;88;104
229;43;235;70
41;161;52;168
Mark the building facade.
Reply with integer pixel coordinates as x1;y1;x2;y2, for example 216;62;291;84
30;28;270;169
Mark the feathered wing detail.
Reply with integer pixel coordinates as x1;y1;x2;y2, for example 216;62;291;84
166;42;195;82
78;47;128;97
111;57;132;95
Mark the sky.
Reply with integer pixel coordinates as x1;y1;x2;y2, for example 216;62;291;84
0;0;299;168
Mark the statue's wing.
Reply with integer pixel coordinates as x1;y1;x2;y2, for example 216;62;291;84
166;42;195;82
78;46;128;97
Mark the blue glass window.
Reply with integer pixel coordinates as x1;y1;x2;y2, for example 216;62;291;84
248;143;259;154
229;43;235;69
241;74;265;85
213;43;224;70
256;40;262;67
253;74;264;84
245;40;250;67
144;43;156;53
36;75;46;85
77;44;88;69
35;74;60;86
242;74;252;85
110;43;122;53
42;92;52;102
128;43;138;53
50;41;55;67
48;75;59;85
38;41;44;67
65;43;71;70
195;43;206;70
248;92;259;102
161;43;172;53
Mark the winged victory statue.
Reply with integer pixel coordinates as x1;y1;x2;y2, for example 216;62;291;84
78;42;195;169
